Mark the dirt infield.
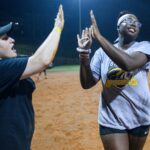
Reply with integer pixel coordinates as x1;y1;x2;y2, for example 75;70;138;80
31;72;150;150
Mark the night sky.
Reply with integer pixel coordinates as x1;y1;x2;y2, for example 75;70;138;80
0;0;150;63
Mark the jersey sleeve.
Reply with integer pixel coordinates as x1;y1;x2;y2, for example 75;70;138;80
90;48;103;80
136;41;150;70
0;57;28;93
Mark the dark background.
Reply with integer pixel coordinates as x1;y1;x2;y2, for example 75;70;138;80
0;0;149;64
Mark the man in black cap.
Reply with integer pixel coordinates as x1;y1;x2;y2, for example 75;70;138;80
0;5;64;150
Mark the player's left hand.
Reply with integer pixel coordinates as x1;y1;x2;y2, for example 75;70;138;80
90;10;102;41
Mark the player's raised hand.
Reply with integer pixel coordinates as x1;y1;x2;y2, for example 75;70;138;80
77;27;92;51
90;10;102;41
54;5;64;31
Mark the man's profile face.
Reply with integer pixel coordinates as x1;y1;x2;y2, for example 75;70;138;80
0;34;17;58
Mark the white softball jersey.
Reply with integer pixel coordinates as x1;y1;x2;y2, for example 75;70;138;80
90;41;150;129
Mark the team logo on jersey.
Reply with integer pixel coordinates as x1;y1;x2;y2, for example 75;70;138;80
105;62;138;88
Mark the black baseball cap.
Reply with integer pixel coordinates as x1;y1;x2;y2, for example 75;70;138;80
0;22;19;36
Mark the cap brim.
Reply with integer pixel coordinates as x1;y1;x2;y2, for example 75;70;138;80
0;22;13;36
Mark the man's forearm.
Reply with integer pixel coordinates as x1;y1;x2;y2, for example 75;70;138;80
32;27;62;67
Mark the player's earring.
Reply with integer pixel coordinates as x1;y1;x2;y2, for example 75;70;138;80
121;22;127;26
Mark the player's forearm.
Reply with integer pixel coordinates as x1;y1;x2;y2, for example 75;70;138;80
97;35;135;71
79;54;97;89
32;27;62;67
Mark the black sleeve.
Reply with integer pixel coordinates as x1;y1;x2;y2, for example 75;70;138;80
0;57;28;93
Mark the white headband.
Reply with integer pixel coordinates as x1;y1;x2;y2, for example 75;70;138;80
117;14;135;26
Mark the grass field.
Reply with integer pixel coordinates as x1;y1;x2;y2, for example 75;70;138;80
48;65;80;72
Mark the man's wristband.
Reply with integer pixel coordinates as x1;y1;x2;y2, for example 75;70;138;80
54;27;62;33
